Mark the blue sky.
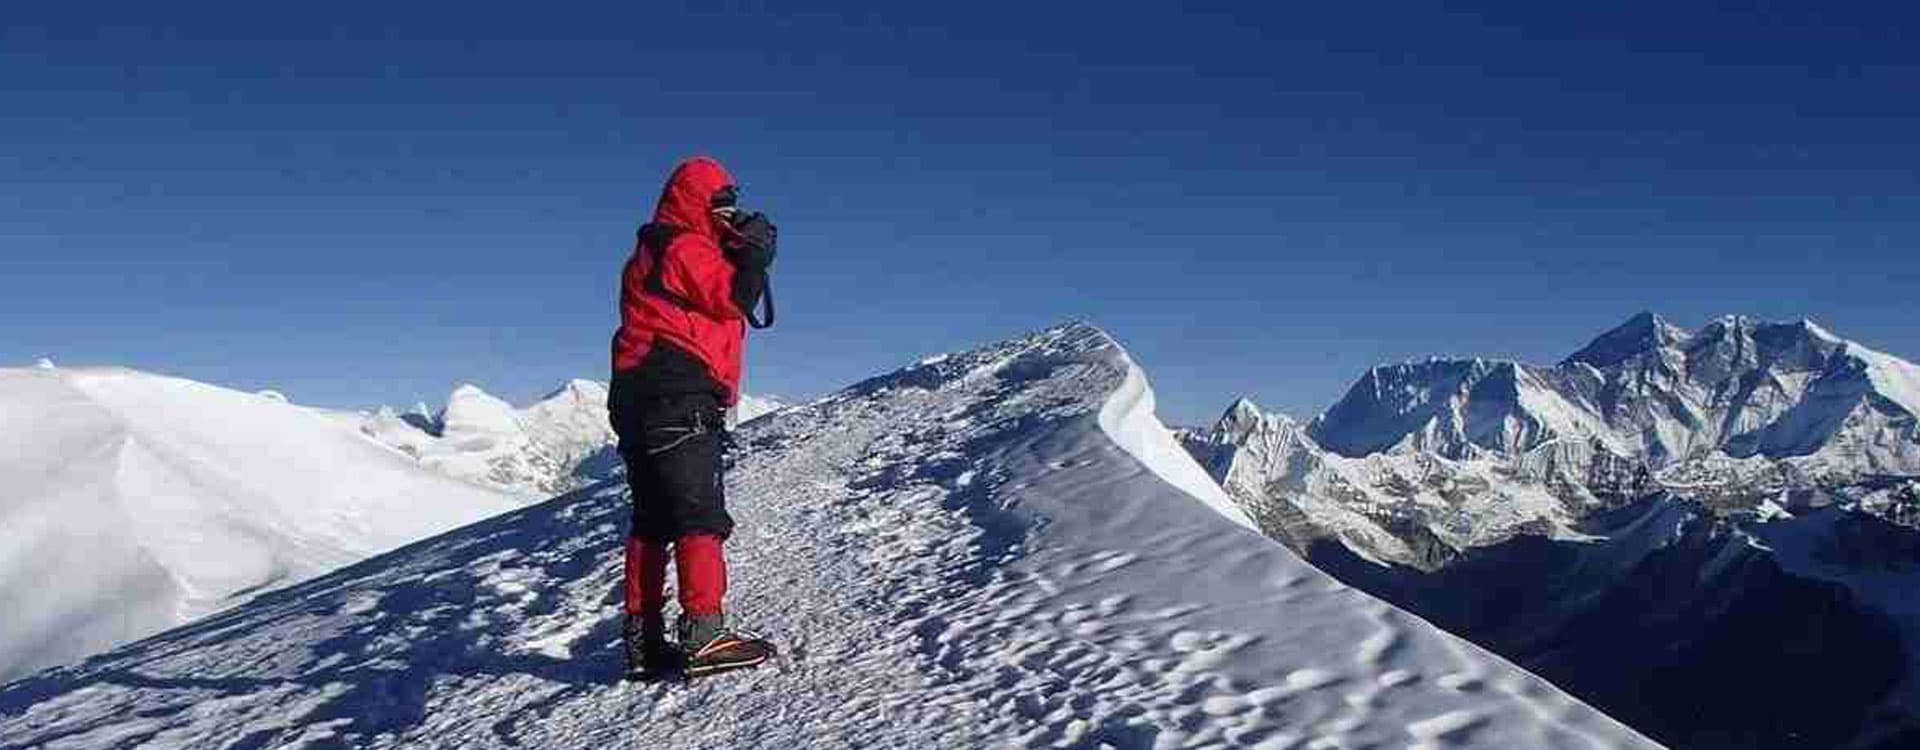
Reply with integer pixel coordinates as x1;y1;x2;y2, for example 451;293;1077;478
4;3;1917;424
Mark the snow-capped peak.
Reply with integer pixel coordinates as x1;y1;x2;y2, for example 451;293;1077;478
1220;395;1266;430
1305;313;1918;473
538;378;606;403
439;383;520;435
1800;318;1841;344
1843;339;1920;419
1564;311;1690;368
1309;355;1608;460
520;379;615;470
1207;396;1298;446
362;381;608;499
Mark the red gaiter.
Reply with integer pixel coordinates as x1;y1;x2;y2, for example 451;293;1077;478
624;534;727;618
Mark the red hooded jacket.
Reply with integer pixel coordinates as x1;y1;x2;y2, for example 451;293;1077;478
611;157;749;405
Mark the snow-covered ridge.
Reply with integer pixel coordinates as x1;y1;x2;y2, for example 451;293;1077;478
0;366;518;684
1095;348;1258;531
0;323;1657;749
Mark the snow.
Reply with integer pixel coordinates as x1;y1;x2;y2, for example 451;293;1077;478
361;382;605;498
1848;340;1920;419
1563;311;1689;369
1314;313;1919;475
1096;353;1259;532
359;380;790;497
440;383;525;445
1801;318;1843;345
1269;313;1920;561
519;379;614;469
1309;358;1621;461
0;366;518;684
1199;398;1603;567
0;323;1656;749
732;392;788;426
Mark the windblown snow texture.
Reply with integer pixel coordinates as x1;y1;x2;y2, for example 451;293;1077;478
0;367;517;685
1;324;1655;749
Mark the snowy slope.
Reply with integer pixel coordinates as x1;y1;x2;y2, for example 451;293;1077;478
0;366;518;685
0;324;1657;749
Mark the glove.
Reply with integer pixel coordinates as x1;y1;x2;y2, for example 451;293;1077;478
724;212;777;269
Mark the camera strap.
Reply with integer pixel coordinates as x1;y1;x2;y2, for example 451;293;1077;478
636;224;696;310
746;275;774;329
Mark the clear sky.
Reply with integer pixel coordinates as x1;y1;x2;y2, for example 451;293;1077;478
5;3;1917;425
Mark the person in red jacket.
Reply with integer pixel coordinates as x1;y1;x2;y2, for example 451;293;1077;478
609;156;776;678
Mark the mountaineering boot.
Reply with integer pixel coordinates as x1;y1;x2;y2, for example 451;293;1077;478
679;613;776;677
623;615;681;680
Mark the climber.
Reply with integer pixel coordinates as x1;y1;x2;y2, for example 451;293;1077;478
608;156;777;678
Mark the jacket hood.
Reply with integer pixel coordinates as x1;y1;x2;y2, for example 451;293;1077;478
650;156;736;239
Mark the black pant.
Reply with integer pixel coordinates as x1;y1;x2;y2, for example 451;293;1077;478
610;390;734;543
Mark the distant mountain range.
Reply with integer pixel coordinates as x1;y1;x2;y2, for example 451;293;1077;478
1186;313;1920;750
1313;312;1919;474
357;382;790;498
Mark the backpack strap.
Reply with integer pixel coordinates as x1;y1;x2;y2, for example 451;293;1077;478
639;222;776;329
638;223;695;309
